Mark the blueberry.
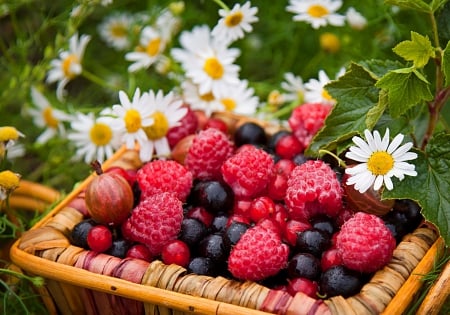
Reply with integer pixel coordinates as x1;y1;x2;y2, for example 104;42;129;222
319;265;364;298
187;257;219;276
288;253;321;280
234;122;267;147
106;238;131;258
382;210;408;243
292;153;309;165
198;233;228;261
296;228;331;257
178;218;208;248
309;215;336;236
393;199;423;231
223;222;249;251
187;180;234;214
71;219;96;249
210;212;229;234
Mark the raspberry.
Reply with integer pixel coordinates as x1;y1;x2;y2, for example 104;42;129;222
221;145;274;198
166;105;198;148
285;160;343;221
136;159;192;202
185;128;234;180
336;212;396;273
127;192;184;256
228;223;289;281
288;103;332;148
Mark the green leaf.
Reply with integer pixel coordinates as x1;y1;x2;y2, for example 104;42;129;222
384;0;431;12
392;32;435;68
442;40;450;87
306;63;380;156
366;89;389;129
431;0;448;12
358;59;404;78
375;68;433;118
383;132;450;246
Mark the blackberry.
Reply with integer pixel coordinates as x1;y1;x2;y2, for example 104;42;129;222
178;218;208;248
288;253;321;281
319;265;364;298
296;228;331;257
71;219;96;249
234;122;267;147
187;180;234;214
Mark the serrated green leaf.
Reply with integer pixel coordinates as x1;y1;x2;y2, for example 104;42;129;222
358;59;405;78
306;63;380;156
431;0;448;12
383;132;450;246
366;89;389;129
392;32;435;68
375;68;433;118
384;0;431;12
443;40;450;87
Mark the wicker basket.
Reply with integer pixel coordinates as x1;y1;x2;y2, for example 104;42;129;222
9;112;446;315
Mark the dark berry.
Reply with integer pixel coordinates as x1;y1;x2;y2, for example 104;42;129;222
296;228;331;257
393;199;423;231
210;212;229;233
223;221;249;250
132;181;141;207
106;238;131;258
319;265;364;298
267;130;291;152
310;215;336;236
198;233;228;261
382;210;409;243
71;219;96;249
292;153;309;165
178;218;208;248
234;122;267;147
161;240;191;267
287;253;321;281
87;225;113;253
187;257;219;276
187;180;234;214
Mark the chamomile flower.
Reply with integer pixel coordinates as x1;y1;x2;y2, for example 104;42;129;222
28;87;71;144
67;111;120;164
46;33;91;101
109;88;154;153
281;72;305;103
212;1;259;44
0;127;24;160
346;7;367;30
286;0;345;29
218;79;259;116
125;26;166;73
98;13;134;51
304;69;341;105
140;90;187;161
0;170;21;201
156;9;182;41
345;128;418;193
181;80;223;117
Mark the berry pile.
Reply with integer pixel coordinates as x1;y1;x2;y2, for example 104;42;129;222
70;109;424;301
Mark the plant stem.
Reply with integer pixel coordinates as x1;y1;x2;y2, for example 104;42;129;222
81;70;118;91
211;0;229;11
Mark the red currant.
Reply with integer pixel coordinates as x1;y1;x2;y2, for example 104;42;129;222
87;225;113;252
161;240;191;267
204;117;228;134
126;244;152;261
275;134;303;159
286;277;318;298
283;219;312;247
321;248;343;271
186;206;214;227
249;196;276;223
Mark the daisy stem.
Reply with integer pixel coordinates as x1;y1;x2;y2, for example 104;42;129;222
211;0;229;11
81;70;119;91
318;149;347;168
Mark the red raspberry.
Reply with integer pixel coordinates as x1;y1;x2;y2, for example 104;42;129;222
285;160;342;221
228;223;289;281
136;159;193;202
221;145;274;198
288;103;332;148
166;105;199;148
185;128;234;180
336;212;396;273
128;192;184;256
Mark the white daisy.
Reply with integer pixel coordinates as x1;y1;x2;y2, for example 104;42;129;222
281;72;305;103
67;111;120;164
28;87;71;144
212;1;259;44
346;7;367;30
171;25;214;65
181;80;223;117
98;13;134;51
155;9;181;41
0;126;25;159
345;128;418;193
218;79;259;116
109;88;155;156
304;69;337;105
286;0;345;29
125;26;166;73
140;90;187;161
46;33;91;101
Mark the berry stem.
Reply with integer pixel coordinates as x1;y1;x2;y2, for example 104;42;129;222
91;160;104;175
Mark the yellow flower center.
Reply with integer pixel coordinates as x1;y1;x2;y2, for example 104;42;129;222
307;5;329;18
321;88;334;101
111;23;127;38
367;151;394;176
0;170;21;190
90;122;113;146
146;37;162;57
62;54;79;78
221;98;236;111
0;126;21;142
203;57;224;79
225;11;243;27
43;107;59;129
200;92;215;102
143;111;169;140
124;109;142;133
320;32;341;54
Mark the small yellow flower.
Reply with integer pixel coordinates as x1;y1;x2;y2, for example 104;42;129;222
0;170;21;201
320;32;340;54
0;126;24;143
